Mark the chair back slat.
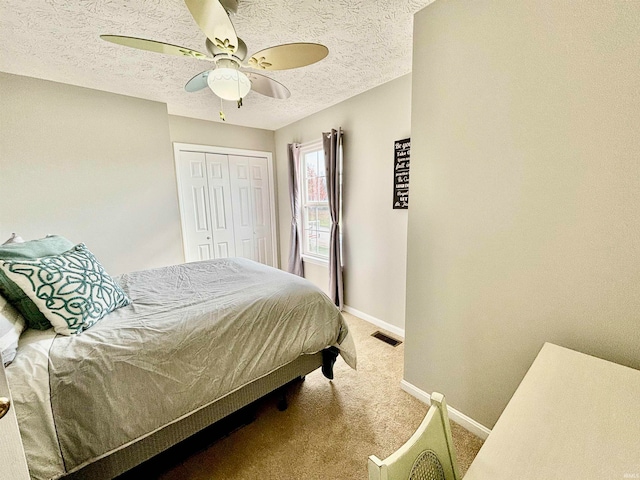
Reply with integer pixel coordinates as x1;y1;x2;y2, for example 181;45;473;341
367;392;461;480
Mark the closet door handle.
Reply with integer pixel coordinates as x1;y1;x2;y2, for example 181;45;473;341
0;397;10;420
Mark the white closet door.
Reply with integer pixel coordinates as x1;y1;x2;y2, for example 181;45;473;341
248;157;274;266
205;154;236;259
177;151;215;262
228;156;255;260
175;144;277;267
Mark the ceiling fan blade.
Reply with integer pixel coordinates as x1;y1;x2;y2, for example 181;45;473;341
244;72;291;99
185;70;213;92
184;0;238;54
100;35;211;59
247;43;328;71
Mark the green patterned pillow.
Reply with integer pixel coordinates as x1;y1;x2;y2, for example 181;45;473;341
0;243;130;335
0;235;75;330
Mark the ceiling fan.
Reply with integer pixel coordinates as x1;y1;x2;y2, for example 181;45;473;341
101;0;328;120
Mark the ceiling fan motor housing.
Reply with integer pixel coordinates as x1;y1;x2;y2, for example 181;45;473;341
215;57;241;70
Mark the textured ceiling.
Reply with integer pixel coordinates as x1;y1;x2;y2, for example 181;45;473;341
0;0;433;130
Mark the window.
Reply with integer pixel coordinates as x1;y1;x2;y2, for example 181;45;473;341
300;141;330;261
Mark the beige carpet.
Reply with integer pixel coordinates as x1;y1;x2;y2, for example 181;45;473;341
125;313;483;479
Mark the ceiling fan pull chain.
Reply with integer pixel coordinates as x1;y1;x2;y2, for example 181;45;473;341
219;97;226;121
236;73;243;109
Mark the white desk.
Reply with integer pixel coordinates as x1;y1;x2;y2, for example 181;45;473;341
464;343;640;480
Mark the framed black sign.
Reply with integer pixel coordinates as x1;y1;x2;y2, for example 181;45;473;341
393;138;410;209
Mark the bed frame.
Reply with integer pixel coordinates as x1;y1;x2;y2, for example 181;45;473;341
61;350;331;479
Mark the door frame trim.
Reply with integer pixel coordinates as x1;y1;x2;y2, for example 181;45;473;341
173;142;279;268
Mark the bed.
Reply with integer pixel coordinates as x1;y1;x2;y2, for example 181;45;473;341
3;256;356;480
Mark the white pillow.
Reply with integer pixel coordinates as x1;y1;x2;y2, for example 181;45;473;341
2;233;25;245
0;294;26;366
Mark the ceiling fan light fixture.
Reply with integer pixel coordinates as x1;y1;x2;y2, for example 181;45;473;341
207;68;251;101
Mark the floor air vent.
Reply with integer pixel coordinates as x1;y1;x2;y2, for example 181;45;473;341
371;331;402;347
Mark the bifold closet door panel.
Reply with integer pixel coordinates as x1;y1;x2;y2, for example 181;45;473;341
228;156;255;260
228;155;274;266
247;157;274;266
176;151;215;262
205;153;237;259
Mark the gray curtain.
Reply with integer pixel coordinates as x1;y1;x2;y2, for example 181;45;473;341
323;128;344;309
287;143;304;277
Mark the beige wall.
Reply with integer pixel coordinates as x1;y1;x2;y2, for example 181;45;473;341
405;0;640;428
0;74;280;276
168;115;275;154
275;75;411;331
0;72;183;275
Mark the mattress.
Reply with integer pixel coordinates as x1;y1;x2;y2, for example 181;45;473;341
6;258;356;480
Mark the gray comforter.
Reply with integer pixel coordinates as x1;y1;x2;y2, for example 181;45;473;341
7;258;356;480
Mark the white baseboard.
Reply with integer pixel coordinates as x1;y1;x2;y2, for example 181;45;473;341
343;305;405;339
400;380;491;440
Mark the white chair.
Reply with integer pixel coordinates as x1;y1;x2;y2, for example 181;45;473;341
368;392;461;480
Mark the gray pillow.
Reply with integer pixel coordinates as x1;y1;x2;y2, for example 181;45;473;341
0;235;75;330
0;294;26;366
0;243;131;335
